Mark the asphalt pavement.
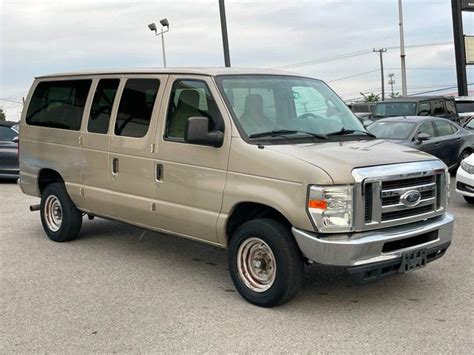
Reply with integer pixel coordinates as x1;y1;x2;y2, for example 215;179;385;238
1;180;473;353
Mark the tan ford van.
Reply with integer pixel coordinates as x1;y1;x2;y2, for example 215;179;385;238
19;68;453;306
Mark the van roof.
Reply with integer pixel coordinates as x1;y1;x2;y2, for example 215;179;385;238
36;67;301;79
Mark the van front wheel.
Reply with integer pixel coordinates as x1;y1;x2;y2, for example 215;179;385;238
228;219;303;307
40;183;82;242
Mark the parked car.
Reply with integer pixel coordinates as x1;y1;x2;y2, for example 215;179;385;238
0;121;19;179
372;96;459;123
368;116;473;173
455;154;474;204
19;68;453;307
455;96;474;124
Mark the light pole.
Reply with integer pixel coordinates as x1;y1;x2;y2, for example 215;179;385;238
373;48;387;101
219;0;231;67
148;18;170;67
388;73;395;98
398;0;408;97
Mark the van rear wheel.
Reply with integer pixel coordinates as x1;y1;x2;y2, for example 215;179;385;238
40;183;82;242
228;219;303;307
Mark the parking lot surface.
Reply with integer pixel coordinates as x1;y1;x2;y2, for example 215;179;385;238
1;180;473;353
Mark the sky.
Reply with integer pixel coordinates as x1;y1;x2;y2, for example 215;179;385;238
1;0;473;121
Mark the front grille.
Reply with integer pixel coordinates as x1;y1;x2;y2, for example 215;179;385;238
364;183;373;222
382;175;434;190
353;161;447;232
381;204;433;221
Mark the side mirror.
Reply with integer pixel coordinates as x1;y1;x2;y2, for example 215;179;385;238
12;136;19;143
185;117;224;148
416;132;431;143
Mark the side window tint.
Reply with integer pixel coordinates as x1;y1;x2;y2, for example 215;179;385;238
26;80;92;130
418;102;431;115
166;80;222;139
114;79;159;138
88;79;120;134
431;101;446;116
418;122;435;136
434;120;454;136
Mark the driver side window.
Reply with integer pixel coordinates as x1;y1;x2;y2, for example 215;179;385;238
417;121;435;137
418;102;431;116
165;80;222;140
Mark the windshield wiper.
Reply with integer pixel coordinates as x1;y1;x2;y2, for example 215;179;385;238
327;128;376;138
249;130;328;140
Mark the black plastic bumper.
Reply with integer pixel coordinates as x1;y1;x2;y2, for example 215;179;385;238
348;242;451;285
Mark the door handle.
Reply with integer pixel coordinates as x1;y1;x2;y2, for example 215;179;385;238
112;158;119;175
155;163;163;182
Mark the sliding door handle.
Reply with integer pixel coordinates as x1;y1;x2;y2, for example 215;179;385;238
112;158;119;175
156;163;163;182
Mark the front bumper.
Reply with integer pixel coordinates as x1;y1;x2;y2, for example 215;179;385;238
292;213;453;267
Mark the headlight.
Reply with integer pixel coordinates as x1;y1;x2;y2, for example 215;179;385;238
307;185;353;233
461;160;474;174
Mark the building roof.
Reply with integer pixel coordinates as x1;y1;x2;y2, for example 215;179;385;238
36;67;302;79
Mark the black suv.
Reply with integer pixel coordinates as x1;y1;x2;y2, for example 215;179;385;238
372;96;459;122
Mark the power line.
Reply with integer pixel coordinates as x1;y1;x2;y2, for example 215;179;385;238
0;98;23;104
275;41;453;69
326;69;380;83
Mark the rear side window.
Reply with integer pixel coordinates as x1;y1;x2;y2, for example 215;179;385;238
88;79;120;134
26;80;92;130
445;100;456;115
114;79;159;138
434;120;455;136
431;101;446;116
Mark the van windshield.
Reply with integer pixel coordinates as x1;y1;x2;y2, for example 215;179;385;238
216;75;365;141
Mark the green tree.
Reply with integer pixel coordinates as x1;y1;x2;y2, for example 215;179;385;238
0;108;6;121
360;92;381;102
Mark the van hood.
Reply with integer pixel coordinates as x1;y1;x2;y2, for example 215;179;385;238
265;140;436;184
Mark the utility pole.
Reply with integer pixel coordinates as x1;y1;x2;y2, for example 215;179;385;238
452;0;468;96
398;0;408;96
373;49;387;101
388;73;395;98
218;0;231;67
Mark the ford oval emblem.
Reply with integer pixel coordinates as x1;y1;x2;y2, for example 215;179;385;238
400;190;422;207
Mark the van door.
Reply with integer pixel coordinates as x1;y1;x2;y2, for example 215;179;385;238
81;77;121;216
108;75;168;226
153;75;231;243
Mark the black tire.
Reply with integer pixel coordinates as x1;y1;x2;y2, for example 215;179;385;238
228;218;304;307
464;196;474;204
40;183;82;242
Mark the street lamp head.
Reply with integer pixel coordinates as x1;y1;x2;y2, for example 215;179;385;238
160;18;169;28
148;23;157;33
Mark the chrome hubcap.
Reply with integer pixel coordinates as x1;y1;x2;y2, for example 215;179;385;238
237;237;276;292
44;195;62;232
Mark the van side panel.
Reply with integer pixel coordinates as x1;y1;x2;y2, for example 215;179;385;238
19;78;92;203
217;137;333;245
20;125;82;202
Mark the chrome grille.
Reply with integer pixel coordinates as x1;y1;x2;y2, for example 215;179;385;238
352;161;448;232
